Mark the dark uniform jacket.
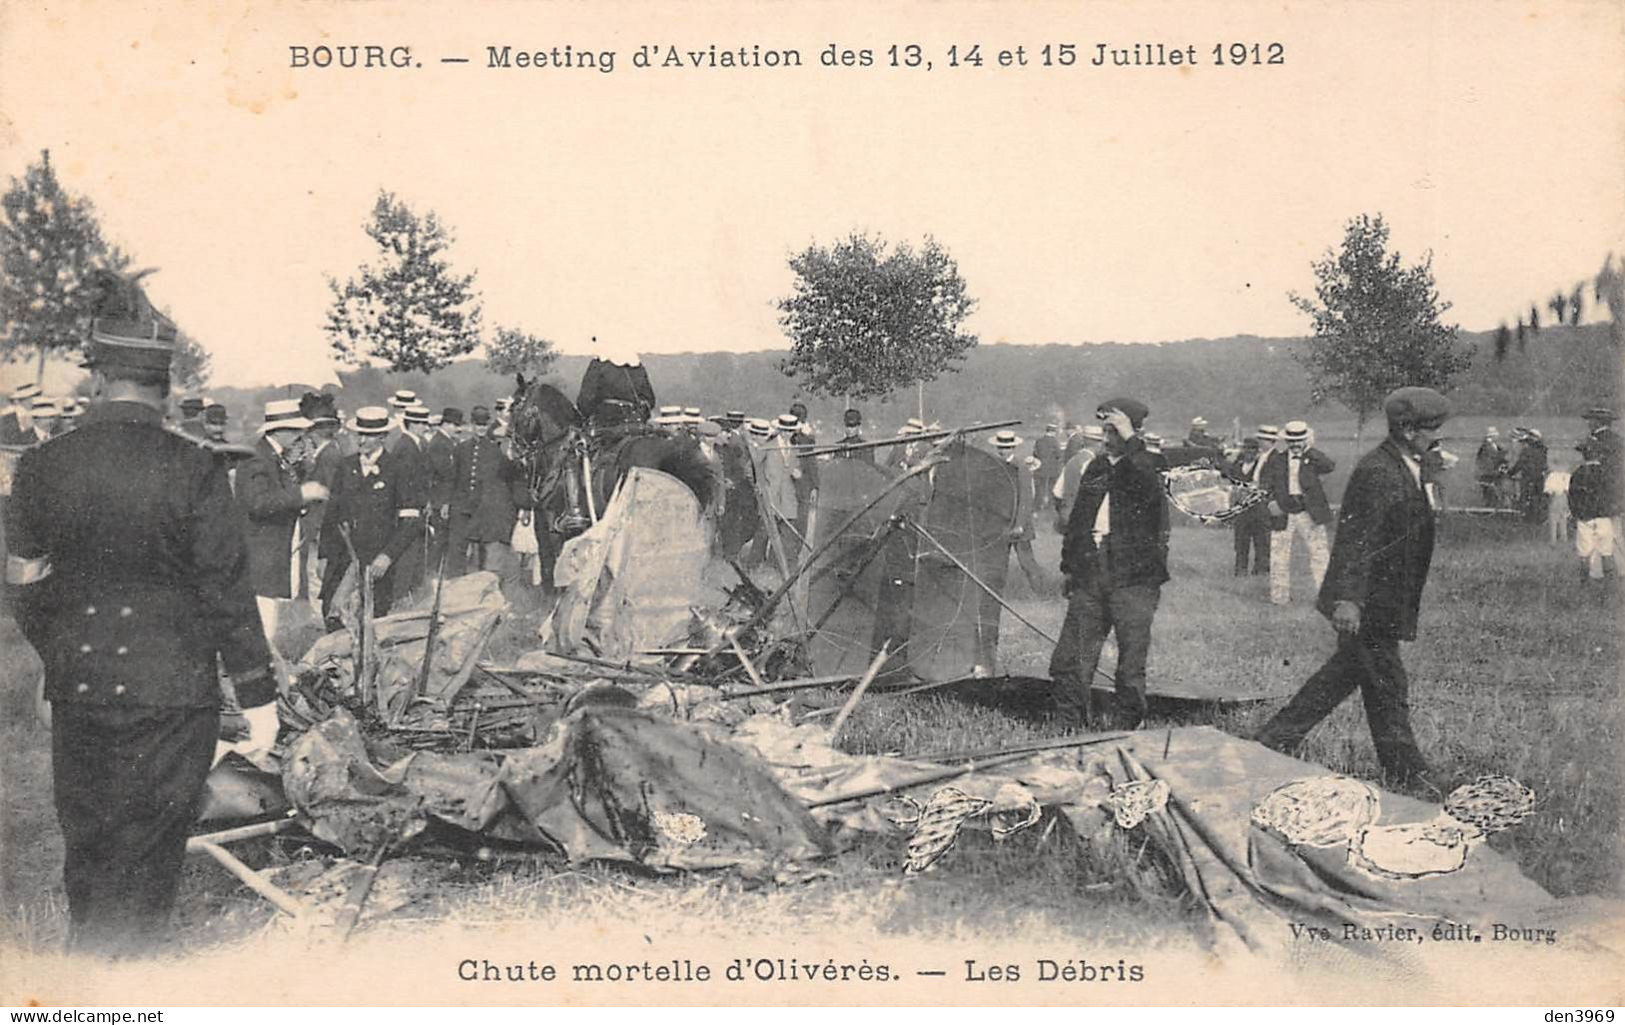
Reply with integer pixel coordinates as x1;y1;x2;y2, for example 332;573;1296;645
836;431;874;464
1510;440;1548;488
318;448;425;566
1260;447;1336;525
577;359;656;426
1316;438;1434;641
1059;438;1170;590
1474;440;1508;481
426;430;456;512
1568;461;1619;521
236;435;307;598
449;435;530;543
5;402;272;708
304;436;345;547
1033;434;1062;476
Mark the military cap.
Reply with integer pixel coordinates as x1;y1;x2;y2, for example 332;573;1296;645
179;396;205;416
204;403;229;425
300;391;340;426
351;406;393;434
442;407;465;426
82;269;177;372
991;430;1022;449
789;401;809;419
843;409;863;428
1383;386;1451;428
1097;397;1149;429
469;405;492;425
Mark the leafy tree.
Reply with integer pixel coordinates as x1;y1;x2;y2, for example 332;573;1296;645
483;326;558;379
1289;213;1471;445
325;190;483;374
1549;292;1569;326
1494;322;1511;362
777;232;978;404
171;330;212;392
1570;285;1585;325
0;150;128;382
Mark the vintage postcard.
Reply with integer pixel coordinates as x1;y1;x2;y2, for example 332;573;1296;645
1;0;1621;1008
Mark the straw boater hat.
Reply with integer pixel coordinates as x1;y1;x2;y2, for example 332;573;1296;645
350;406;393;435
898;417;926;435
10;383;42;406
774;413;800;433
745;418;773;438
30;397;60;419
427;413;443;427
1081;424;1106;441
1190;416;1208;428
683;406;703;424
1485;426;1500;438
388;389;418;409
1143;433;1165;452
1256;424;1281;441
404;403;432;425
259;398;312;435
991;430;1022;449
1283;420;1311;442
653;404;683;426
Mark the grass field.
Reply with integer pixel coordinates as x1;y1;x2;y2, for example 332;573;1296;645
1;511;1618;956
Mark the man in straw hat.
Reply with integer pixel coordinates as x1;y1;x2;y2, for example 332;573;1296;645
1049;397;1168;729
1474;426;1509;509
4;269;275;956
1051;423;1105;529
1256;387;1452;793
317;406;430;624
1260;419;1335;605
237;397;326;651
992;428;1048;604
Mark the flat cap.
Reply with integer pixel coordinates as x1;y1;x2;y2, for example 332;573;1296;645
1383;386;1451;428
1097;397;1149;428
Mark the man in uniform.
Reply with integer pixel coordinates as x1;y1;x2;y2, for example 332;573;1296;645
1048;397;1169;729
1474;427;1509;508
577;337;656;428
237;398;326;654
175;395;206;438
427;407;463;572
386;403;434;591
1255;387;1451;793
445;405;530;593
201;404;230;449
835;408;873;464
1509;427;1549;525
1032;424;1062;512
1262;420;1336;605
4;269;274;957
318;407;427;620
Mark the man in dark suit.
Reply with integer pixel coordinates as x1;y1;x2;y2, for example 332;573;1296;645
386;403;434;591
426;407;462;571
1509;427;1549;525
237;398;326;652
1261;419;1335;605
5;269;274;956
1224;435;1271;576
1256;387;1450;791
1032;424;1062;512
296;392;343;600
174;395;206;438
787;402;819;544
1474;427;1508;508
1048;397;1169;728
317;406;428;621
446;405;530;592
835;408;873;464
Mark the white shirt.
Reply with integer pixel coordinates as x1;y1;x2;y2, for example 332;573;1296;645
1288;454;1303;496
1091;454;1124;544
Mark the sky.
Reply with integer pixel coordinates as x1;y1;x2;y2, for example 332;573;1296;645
1;0;1622;388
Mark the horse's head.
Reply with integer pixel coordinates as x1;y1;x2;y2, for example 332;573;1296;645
511;377;583;454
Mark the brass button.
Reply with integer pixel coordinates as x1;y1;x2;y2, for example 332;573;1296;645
113;685;126;696
75;683;89;694
78;643;92;654
116;646;129;656
86;606;96;615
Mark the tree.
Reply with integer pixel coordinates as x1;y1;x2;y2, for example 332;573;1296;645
171;330;212;393
483;326;558;379
1549;291;1569;326
325;190;482;374
777;232;978;405
1494;322;1511;362
1289;213;1471;445
1;150;128;382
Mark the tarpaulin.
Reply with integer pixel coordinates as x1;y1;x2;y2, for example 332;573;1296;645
541;468;709;660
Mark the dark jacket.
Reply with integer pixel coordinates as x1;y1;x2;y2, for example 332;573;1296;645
1316;438;1435;641
236;434;307;598
1510;440;1548;485
791;427;819;502
318;448;425;566
5;402;272;708
1474;440;1508;481
449;434;530;543
835;432;874;464
426;430;456;511
1260;447;1336;525
1033;434;1062;476
1568;461;1619;521
577;359;656;425
1059;438;1170;590
304;436;345;545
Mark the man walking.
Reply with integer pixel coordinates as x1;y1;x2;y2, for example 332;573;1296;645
1262;420;1335;604
1048;398;1169;729
1255;387;1451;792
5;270;274;956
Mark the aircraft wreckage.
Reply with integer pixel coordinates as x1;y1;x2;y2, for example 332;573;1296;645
190;426;1610;961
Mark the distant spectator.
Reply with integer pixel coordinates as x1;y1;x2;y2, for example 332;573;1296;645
1568;445;1619;581
1544;469;1572;545
1474;427;1509;508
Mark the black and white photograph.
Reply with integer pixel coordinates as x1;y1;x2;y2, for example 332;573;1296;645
1;0;1621;1009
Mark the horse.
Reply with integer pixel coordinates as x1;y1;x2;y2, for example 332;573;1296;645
508;374;725;540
